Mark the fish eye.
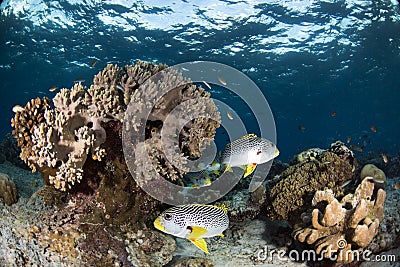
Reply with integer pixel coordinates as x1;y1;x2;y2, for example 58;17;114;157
164;213;173;221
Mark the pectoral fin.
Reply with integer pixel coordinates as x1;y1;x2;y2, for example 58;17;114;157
243;163;257;178
187;226;208;239
189;238;209;254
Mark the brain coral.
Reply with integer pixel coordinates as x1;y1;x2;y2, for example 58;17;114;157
292;177;386;263
265;150;356;225
360;164;386;189
11;62;220;192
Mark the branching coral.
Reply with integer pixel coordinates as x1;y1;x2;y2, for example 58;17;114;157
8;61;220;266
0;173;18;205
292;177;386;263
11;97;50;171
11;62;219;191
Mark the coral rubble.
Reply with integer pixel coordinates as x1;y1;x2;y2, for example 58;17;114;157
0;173;18;205
292;177;386;263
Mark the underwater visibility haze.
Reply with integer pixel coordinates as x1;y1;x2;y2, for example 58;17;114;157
1;0;400;161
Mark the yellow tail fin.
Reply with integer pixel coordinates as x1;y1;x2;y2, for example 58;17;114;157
189;238;209;254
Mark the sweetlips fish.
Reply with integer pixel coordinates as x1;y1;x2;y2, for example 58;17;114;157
221;133;279;178
154;204;229;253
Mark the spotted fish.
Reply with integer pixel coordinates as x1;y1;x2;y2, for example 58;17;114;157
221;133;279;178
153;204;229;253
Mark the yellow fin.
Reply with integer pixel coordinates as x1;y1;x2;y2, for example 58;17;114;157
224;166;233;173
212;170;221;175
240;133;258;139
243;163;257;178
204;178;212;186
189;238;209;254
187;226;208;239
218;233;224;237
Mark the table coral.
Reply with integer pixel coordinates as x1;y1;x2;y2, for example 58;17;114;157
0;173;18;205
292;177;386;263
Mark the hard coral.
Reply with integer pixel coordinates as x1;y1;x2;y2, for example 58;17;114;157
11;97;50;171
292;177;386;263
11;61;219;191
0;173;18;205
266;151;355;224
360;164;386;189
9;61;220;266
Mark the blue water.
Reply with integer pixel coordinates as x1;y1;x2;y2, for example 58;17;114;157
1;0;400;162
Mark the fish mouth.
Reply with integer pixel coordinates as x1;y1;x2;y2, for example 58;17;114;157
154;217;165;232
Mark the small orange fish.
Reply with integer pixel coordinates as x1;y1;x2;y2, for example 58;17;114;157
91;59;98;67
331;111;337;117
382;154;388;164
298;125;305;131
370;125;377;133
395;182;400;190
347;137;352;144
49;86;58;92
350;145;363;152
218;76;227;86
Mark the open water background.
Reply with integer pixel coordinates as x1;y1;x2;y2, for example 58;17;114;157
1;0;400;161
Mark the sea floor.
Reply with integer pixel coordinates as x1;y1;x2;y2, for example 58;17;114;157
0;160;399;267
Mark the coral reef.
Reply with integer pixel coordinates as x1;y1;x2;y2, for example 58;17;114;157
11;62;219;191
366;176;400;255
356;151;400;179
265;150;356;225
0;173;18;205
290;148;326;165
7;61;220;266
218;184;267;222
328;140;357;171
292;177;386;263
